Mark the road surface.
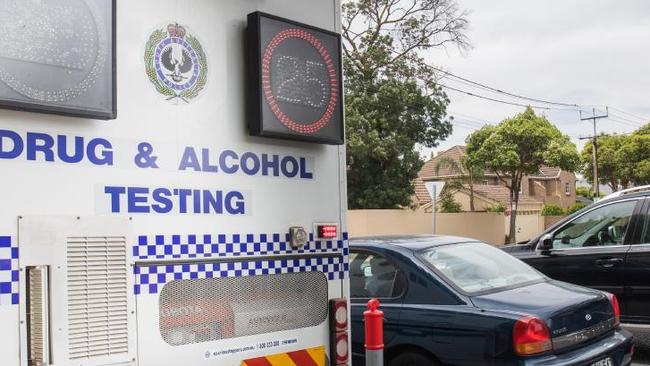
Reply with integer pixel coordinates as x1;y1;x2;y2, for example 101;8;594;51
630;325;650;365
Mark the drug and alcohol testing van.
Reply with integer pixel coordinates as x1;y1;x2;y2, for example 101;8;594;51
0;1;349;366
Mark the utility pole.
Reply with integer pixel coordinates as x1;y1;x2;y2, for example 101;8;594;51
579;107;609;198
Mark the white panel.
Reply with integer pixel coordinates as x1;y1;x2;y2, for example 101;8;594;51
0;307;20;366
136;293;330;366
18;216;136;366
0;1;345;366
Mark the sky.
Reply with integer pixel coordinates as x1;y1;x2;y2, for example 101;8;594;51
423;0;650;157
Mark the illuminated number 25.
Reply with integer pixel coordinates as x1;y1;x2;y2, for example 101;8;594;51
274;55;327;108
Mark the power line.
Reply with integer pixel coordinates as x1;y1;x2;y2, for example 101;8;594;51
609;107;650;123
439;83;554;110
433;66;579;108
448;111;495;124
434;67;649;129
578;132;633;140
607;116;643;129
607;112;647;128
452;119;484;129
452;123;480;131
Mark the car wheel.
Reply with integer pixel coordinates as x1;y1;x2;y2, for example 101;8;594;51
389;351;438;366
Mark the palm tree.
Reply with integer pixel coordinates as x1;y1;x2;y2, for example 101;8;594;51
434;155;484;212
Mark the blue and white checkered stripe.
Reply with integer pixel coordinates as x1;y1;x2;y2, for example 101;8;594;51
0;236;19;305
135;255;345;295
133;232;349;261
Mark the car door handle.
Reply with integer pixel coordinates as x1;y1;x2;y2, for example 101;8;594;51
595;258;623;268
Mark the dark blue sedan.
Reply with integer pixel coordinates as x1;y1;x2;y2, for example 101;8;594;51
350;235;634;366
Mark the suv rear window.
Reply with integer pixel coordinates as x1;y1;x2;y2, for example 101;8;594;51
419;242;544;294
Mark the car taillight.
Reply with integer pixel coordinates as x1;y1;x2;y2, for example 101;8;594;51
513;316;552;356
605;292;620;326
329;298;349;365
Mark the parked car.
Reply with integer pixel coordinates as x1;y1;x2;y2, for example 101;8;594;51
503;186;650;325
350;235;634;366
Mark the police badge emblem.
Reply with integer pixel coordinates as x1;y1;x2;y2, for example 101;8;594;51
144;23;207;103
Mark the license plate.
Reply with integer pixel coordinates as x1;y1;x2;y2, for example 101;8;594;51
590;357;613;366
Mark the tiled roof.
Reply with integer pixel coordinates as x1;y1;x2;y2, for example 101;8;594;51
413;177;432;206
412;181;543;207
471;185;543;206
419;146;467;179
419;145;498;179
414;146;560;208
529;166;562;179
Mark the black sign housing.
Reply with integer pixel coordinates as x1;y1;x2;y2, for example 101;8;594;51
247;12;344;145
0;0;116;120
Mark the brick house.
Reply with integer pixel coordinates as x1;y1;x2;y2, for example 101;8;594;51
414;146;577;212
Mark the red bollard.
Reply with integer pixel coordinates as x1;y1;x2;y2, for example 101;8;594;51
364;298;384;366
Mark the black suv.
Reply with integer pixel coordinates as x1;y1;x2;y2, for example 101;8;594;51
503;186;650;325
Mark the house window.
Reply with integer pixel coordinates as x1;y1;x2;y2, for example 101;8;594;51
565;182;571;195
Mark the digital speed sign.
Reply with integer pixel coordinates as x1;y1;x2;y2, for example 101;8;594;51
0;0;116;120
247;12;344;145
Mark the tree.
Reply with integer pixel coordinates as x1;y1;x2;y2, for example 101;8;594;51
580;123;650;190
434;155;483;211
466;107;580;243
437;180;464;213
342;0;470;209
617;133;650;185
581;134;628;192
575;186;592;199
438;190;462;213
635;122;650;136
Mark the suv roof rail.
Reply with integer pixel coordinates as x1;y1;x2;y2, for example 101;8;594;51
601;185;650;201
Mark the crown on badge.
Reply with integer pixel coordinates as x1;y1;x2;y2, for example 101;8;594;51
168;23;186;38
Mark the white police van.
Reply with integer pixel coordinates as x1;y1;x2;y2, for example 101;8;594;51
0;1;349;366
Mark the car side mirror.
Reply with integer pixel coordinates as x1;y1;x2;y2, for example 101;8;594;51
538;234;553;252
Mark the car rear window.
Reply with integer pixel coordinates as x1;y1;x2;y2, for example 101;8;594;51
419;242;545;294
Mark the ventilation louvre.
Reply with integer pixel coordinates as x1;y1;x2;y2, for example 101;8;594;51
27;266;51;366
67;236;129;360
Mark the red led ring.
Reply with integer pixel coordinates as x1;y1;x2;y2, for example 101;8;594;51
261;28;339;135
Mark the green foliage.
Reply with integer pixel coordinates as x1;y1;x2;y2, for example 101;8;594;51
581;134;628;191
486;202;506;213
438;191;463;213
575;187;603;200
581;124;650;189
465;107;580;242
541;204;565;216
566;203;587;215
635;123;650;136
617;134;650;185
342;0;469;209
576;186;594;199
434;155;484;211
466;108;580;179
